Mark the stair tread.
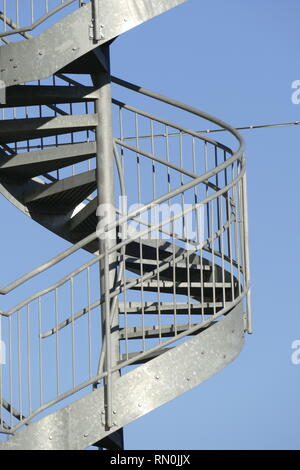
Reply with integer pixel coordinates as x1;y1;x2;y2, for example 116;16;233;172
119;322;203;340
125;255;211;271
118;301;225;314
0;115;98;144
4;85;98;108
126;278;233;288
24;170;96;212
0;142;96;177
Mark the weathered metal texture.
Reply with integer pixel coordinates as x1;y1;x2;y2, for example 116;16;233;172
0;0;187;87
0;303;244;450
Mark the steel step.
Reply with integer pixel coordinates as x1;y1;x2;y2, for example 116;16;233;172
69;197;98;232
127;278;233;291
125;255;213;282
3;85;98;108
119;321;210;340
118;301;225;315
23;170;96;213
0;115;98;144
0;142;96;178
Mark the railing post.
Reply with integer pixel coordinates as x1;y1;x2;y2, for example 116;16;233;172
241;170;252;334
92;44;119;430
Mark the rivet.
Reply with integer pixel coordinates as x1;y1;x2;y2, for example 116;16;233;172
155;375;160;380
49;435;53;440
84;433;88;438
138;403;142;408
186;377;190;382
39;52;43;56
112;410;117;415
201;351;205;355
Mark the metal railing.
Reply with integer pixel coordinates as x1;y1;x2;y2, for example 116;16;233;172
0;0;87;42
0;78;250;434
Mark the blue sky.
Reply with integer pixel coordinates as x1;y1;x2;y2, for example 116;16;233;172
1;0;300;449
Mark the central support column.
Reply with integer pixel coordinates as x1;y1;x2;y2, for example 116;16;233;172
92;44;123;448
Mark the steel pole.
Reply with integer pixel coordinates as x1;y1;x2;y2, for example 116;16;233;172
92;45;120;431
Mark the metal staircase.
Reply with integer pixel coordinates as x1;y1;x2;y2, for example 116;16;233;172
0;0;252;450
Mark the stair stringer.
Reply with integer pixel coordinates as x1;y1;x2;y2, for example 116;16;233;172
0;302;244;450
0;0;187;87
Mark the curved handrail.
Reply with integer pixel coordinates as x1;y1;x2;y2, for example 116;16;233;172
0;149;243;302
0;158;245;317
0;78;244;296
111;76;245;155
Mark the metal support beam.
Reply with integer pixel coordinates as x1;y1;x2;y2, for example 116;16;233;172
92;45;121;441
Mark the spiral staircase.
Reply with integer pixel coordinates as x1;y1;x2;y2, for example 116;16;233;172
0;0;251;450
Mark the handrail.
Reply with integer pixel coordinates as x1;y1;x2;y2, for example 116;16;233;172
0;77;244;298
0;147;242;302
111;76;245;156
0;160;245;317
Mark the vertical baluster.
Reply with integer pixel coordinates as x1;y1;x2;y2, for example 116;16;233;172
70;278;76;387
232;164;242;296
200;241;205;323
220;193;226;309
38;296;43;407
172;219;177;336
70;96;75;176
0;314;3;428
55;288;60;396
123;252;128;361
3;0;7;33
241;172;252;333
17;310;22;423
228;164;235;301
31;0;34;24
27;305;32;416
87;267;92;379
215;147;221;253
52;75;60;179
151;120;161;343
211;199;216;316
204;142;210;247
9;315;12;428
135;113;145;351
16;0;19;27
224;150;231;262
